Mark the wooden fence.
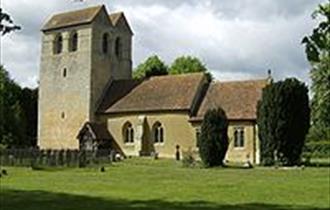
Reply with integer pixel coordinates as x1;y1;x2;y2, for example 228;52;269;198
0;149;114;167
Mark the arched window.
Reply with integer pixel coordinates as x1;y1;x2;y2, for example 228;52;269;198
123;122;134;143
69;32;78;52
54;34;63;54
153;122;164;143
234;127;244;148
102;33;109;54
115;37;122;58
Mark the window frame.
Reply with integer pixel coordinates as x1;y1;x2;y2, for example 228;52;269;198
123;122;134;144
114;37;122;58
53;33;63;55
102;33;109;54
69;31;78;52
63;68;67;78
153;122;164;144
233;127;245;148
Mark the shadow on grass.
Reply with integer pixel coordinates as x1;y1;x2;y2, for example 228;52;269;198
1;189;328;210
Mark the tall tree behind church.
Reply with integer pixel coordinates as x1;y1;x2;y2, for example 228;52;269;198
133;55;211;79
133;55;168;79
169;56;207;75
302;1;330;142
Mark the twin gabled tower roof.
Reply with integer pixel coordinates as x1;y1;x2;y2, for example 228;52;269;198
42;5;133;34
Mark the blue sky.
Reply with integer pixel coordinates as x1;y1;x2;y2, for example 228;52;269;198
0;0;326;88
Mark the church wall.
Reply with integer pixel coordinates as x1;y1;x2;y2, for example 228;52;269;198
38;7;134;150
191;121;259;164
102;112;196;158
38;26;93;149
226;121;258;163
102;113;259;164
90;9;114;117
90;11;132;117
112;18;132;80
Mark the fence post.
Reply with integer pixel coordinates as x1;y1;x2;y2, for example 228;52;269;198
58;150;64;166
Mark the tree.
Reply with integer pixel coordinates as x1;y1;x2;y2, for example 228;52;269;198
0;66;38;148
198;107;229;167
0;8;21;36
169;55;207;75
19;88;38;147
301;1;329;62
133;55;168;79
309;56;330;135
302;1;330;143
257;78;310;166
0;65;25;147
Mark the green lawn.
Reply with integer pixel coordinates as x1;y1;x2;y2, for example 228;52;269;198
0;158;329;210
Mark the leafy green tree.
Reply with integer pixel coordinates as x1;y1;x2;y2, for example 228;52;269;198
0;66;38;148
133;55;168;79
302;1;330;143
169;55;207;75
0;65;26;147
309;56;330;136
301;1;329;62
257;78;310;166
19;88;38;147
199;107;229;167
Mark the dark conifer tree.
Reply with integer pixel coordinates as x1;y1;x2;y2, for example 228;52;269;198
199;107;229;167
257;78;310;166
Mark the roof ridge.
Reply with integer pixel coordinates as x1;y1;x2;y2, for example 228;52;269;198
53;5;103;16
148;72;205;79
110;11;124;15
212;78;268;84
42;5;105;31
108;11;134;35
109;11;123;25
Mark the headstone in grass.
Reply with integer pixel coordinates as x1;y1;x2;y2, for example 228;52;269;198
2;169;8;176
175;145;181;161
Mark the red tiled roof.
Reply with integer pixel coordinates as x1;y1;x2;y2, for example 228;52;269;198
97;79;142;113
109;12;123;25
109;12;133;34
99;73;206;114
192;79;268;121
42;5;104;31
77;122;111;140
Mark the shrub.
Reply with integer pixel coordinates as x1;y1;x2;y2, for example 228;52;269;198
303;141;330;158
199;107;229;167
306;126;330;143
182;148;196;168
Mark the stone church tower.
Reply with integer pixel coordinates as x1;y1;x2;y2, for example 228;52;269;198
38;5;133;149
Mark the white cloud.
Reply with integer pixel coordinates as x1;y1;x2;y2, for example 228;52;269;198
0;0;325;88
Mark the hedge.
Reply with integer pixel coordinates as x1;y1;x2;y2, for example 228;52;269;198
303;141;330;158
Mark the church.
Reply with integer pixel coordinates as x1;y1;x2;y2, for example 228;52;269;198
38;5;269;164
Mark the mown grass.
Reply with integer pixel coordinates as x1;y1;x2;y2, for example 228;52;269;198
0;158;329;210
